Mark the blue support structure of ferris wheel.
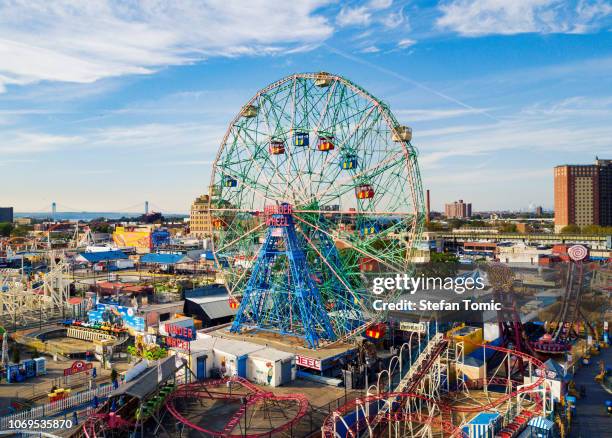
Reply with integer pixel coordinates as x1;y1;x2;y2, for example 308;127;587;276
230;206;336;349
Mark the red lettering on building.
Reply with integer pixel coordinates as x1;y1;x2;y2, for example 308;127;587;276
296;355;321;370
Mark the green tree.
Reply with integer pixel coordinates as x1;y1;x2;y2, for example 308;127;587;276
448;219;466;230
499;223;517;233
560;224;581;234
0;222;14;237
581;225;612;235
10;226;29;238
425;221;446;231
418;251;459;278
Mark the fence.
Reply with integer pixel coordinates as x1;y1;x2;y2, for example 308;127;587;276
0;382;116;430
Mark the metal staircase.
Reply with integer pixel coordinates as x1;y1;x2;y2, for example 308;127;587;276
367;331;448;432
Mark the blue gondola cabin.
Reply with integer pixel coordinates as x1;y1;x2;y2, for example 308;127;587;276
360;224;379;236
356;184;375;199
341;155;358;170
223;177;238;187
317;135;335;152
293;131;309;147
269;140;286;155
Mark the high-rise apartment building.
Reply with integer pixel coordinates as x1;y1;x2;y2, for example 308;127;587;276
444;200;472;219
554;158;611;232
189;195;212;237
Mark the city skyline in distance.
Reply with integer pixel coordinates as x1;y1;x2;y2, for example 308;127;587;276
1;1;611;213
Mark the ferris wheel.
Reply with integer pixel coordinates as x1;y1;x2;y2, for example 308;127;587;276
209;72;425;348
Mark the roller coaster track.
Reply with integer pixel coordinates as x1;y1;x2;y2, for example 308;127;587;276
532;260;594;353
322;343;546;438
367;333;448;431
165;377;309;438
553;262;583;341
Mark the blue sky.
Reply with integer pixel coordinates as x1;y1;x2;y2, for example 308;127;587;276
1;0;611;214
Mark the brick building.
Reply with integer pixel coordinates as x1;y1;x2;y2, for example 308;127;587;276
444;200;472;219
554;158;611;232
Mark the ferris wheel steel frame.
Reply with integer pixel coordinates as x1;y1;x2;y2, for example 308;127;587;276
209;72;425;348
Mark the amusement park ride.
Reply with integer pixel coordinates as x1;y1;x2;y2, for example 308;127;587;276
531;244;597;354
209;72;425;349
0;253;70;326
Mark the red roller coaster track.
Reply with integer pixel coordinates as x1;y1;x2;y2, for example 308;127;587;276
322;341;546;438
165;377;309;438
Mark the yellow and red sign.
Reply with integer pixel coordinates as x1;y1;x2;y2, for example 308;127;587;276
112;227;151;250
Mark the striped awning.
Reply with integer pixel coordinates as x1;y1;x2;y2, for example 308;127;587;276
528;416;554;430
466;423;489;437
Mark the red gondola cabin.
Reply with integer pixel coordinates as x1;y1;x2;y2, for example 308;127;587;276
356;184;375;199
269;140;286;155
317;135;335;152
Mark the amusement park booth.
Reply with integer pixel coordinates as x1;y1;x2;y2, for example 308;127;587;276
176;337;216;380
523;359;568;402
247;348;296;387
5;357;46;383
518;417;556;438
462;412;502;438
210;338;265;378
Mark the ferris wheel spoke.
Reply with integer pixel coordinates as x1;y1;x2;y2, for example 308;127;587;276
258;92;297;197
313;104;378;197
304;150;404;207
214;222;266;254
285;77;313;203
226;126;281;198
313;80;338;137
216;168;278;204
295;227;370;316
293;214;404;273
235;127;285;196
235;122;288;192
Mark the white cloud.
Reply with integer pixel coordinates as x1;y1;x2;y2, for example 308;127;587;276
368;0;394;10
436;0;612;36
0;0;334;92
361;45;381;53
337;6;372;27
0;132;82;154
338;1;406;29
397;38;416;48
1;122;225;158
381;9;405;28
416;100;612;169
395;107;490;121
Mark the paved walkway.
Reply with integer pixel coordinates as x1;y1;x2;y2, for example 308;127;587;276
569;345;612;437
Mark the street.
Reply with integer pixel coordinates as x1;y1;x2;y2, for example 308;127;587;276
569;345;612;437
